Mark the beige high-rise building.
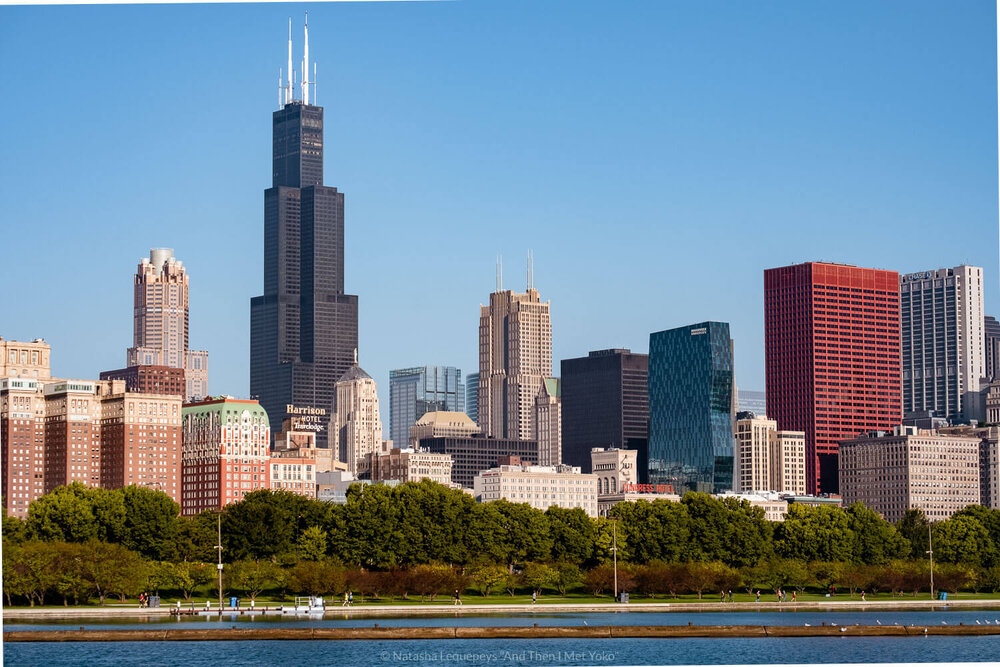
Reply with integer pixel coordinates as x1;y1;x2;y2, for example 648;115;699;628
534;378;561;466
331;361;386;476
1;338;52;381
408;410;480;448
126;248;209;402
479;281;552;440
839;427;980;522
734;413;806;494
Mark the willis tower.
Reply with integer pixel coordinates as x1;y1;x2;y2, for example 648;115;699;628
251;16;358;449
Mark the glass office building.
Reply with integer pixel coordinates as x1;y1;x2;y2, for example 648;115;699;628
648;322;734;494
465;372;479;424
388;366;465;446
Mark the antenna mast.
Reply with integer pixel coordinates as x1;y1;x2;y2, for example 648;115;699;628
302;12;310;104
286;18;293;104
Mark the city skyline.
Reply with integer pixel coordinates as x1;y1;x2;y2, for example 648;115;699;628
1;2;996;423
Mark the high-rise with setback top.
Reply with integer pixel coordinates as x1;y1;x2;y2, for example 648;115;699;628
251;18;358;448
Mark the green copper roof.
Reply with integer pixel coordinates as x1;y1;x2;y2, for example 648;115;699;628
542;377;561;398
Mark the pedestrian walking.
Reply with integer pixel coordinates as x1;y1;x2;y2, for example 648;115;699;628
532;591;537;604
348;591;353;606
727;590;733;603
755;590;760;603
453;589;463;606
720;590;725;603
342;591;349;607
861;590;866;602
792;591;797;602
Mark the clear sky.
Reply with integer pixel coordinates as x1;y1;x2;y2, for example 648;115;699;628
1;0;996;423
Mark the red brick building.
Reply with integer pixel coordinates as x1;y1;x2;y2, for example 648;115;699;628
99;365;185;397
764;262;901;495
1;378;47;518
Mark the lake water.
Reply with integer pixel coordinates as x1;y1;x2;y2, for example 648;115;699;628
5;610;1000;666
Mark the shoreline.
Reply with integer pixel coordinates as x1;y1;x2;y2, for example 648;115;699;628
5;598;1000;620
6;623;1000;642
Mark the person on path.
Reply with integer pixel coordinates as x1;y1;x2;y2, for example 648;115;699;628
206;600;211;610
861;590;866;602
342;592;349;607
532;591;537;604
348;591;353;606
727;590;733;603
720;590;726;603
755;590;760;603
792;591;797;602
454;589;462;606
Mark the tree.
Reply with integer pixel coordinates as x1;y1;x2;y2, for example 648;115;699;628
583;563;616;596
172;561;214;601
171;512;218;563
51;542;92;605
2;507;27;544
296;526;328;561
554;562;582;596
228;560;280;601
85;487;127;545
521;562;558;596
545;507;596;564
408;564;458;601
683;561;736;600
469;562;508;596
933;515;992;566
896;509;930;558
764;559;812;593
26;483;98;543
489;501;553;568
844;503;908;564
222;490;301;561
118;486;179;560
3;541;59;606
950;506;1000;567
288;560;345;597
773;504;852;562
80;541;146;605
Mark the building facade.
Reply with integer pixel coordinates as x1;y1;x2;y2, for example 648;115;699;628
330;362;385;475
1;378;46;517
250;29;359;449
648;322;735;494
985;316;1000;383
126;249;209;402
388;366;465;447
99;365;185;397
408;410;480;449
417;435;540;489
534;378;561;466
839;427;980;522
590;447;639;496
1;338;52;380
478;286;552;440
765;262;901;495
43;380;102;492
900;266;986;422
466;372;479;423
97;380;183;505
474;460;599;517
736;389;766;416
370;448;454;486
561;349;649;475
181;398;271;515
734;413;806;494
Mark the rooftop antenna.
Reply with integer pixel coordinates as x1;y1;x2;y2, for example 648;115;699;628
314;63;318;106
496;255;504;293
301;12;310;104
286;17;293;104
278;69;282;109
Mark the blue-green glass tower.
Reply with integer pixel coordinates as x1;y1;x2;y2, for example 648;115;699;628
647;322;735;494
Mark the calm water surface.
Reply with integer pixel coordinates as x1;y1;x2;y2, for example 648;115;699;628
5;636;1000;666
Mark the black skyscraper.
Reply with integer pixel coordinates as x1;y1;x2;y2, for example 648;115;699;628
251;42;358;449
560;349;649;476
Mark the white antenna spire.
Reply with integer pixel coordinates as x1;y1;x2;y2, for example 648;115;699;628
278;69;282;109
314;62;318;106
286;17;293;104
302;12;309;104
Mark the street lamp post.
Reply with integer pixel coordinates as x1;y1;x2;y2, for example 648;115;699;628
612;518;618;602
215;512;224;612
927;523;934;600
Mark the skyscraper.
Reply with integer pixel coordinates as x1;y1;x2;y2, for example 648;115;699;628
900;266;985;422
465;372;479;423
984;315;1000;383
534;378;562;466
250;18;358;448
560;349;649;475
388;366;465;447
331;360;384;476
478;271;552;440
127;248;209;402
647;322;735;494
765;262;901;495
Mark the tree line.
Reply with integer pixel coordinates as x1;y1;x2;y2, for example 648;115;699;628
4;481;1000;606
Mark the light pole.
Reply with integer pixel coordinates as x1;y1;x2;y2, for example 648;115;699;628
612;518;618;602
216;512;224;612
927;523;934;600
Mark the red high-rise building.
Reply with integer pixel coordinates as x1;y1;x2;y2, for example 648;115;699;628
764;262;901;495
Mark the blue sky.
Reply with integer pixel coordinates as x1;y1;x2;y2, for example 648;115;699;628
1;0;996;419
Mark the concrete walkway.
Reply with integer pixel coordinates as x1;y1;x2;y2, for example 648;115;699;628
5;598;999;619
